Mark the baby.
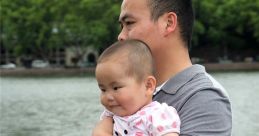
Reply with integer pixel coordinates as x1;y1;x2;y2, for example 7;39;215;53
95;39;180;136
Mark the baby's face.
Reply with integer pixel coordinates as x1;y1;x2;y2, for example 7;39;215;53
95;59;151;116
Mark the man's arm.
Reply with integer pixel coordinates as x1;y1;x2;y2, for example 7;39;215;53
92;117;113;136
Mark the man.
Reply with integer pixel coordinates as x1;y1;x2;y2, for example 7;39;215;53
93;0;232;135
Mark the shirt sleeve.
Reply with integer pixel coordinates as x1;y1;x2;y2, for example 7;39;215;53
100;109;114;120
147;103;181;136
178;90;232;136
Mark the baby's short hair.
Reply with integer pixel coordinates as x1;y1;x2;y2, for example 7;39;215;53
97;39;155;82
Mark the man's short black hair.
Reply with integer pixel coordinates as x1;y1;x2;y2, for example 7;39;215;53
148;0;194;49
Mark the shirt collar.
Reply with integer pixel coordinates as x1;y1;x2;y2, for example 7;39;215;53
153;80;167;95
161;64;206;94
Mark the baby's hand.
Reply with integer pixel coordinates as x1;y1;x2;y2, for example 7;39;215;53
92;117;113;136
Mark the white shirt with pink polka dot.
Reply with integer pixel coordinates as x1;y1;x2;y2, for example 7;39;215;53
101;101;180;136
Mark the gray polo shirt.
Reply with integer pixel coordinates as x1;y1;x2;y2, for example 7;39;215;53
153;64;232;136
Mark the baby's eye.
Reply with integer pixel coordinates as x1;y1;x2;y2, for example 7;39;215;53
100;88;106;92
113;86;122;90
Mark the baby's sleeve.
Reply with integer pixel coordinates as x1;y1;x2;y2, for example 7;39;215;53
147;103;180;136
100;109;114;120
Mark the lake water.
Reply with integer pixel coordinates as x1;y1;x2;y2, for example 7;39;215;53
0;72;259;136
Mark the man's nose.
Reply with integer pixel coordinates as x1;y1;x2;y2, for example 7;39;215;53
118;30;126;41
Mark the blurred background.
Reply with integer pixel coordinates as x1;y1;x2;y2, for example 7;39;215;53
1;0;259;136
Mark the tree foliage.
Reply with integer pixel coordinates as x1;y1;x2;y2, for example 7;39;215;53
1;0;258;62
192;0;259;51
1;0;120;60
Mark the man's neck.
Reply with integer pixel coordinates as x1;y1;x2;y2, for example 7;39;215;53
155;45;192;86
156;61;192;86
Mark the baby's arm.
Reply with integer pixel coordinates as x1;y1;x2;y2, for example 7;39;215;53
163;133;179;136
92;109;114;136
92;117;113;136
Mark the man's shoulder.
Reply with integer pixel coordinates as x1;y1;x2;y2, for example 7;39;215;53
158;64;228;95
182;71;230;102
153;66;232;135
153;66;230;109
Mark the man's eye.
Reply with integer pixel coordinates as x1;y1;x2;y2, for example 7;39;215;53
125;21;134;25
120;23;123;29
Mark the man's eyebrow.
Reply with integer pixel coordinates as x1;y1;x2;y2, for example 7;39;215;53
119;13;133;23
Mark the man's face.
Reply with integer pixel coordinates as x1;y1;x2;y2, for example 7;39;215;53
118;0;164;56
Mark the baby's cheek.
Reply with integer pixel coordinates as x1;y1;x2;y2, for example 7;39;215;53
100;97;108;107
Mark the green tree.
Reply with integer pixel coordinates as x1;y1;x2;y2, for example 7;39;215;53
192;0;259;61
1;0;121;65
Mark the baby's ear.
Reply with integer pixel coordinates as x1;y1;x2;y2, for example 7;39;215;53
145;76;156;93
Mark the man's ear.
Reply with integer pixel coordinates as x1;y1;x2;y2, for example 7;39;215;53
145;76;156;95
164;12;177;36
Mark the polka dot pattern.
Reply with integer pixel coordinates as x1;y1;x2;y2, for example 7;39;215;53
102;101;180;135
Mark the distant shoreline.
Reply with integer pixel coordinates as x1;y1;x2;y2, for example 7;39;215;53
1;62;259;77
0;67;96;77
203;62;259;72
